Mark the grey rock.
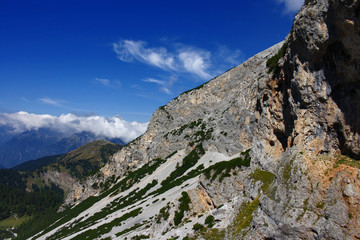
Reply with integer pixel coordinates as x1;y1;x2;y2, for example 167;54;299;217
48;1;360;240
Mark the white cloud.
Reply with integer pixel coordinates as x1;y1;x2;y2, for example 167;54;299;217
0;111;148;143
160;86;171;94
143;76;177;95
113;40;212;79
178;50;211;79
277;0;304;13
144;78;166;85
113;40;175;70
39;97;65;107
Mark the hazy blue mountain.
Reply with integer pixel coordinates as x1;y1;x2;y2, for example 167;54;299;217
0;129;125;168
0;125;18;145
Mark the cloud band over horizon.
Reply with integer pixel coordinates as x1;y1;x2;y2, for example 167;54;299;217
0;112;148;143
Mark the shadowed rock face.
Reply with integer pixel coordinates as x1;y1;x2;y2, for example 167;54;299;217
280;0;360;158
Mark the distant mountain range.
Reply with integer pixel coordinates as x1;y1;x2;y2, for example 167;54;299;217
0;128;125;168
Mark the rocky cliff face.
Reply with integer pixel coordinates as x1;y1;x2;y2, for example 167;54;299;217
280;0;360;159
36;1;360;239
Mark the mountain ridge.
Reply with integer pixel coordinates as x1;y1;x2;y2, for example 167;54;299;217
0;129;125;169
11;0;360;239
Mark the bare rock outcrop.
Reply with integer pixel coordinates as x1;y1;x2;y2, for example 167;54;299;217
57;1;360;239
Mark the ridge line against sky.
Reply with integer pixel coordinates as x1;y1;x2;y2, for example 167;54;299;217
0;0;303;138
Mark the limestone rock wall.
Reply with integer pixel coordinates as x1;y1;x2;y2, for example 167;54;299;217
60;2;360;239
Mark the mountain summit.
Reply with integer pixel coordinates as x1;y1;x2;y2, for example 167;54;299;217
18;0;360;239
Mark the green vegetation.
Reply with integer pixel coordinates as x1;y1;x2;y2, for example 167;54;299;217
0;215;31;229
316;201;325;209
108;157;165;195
152;164;204;197
266;42;288;74
14;205;65;240
204;149;251;182
165;119;214;145
205;215;215;228
0;229;15;239
230;196;260;237
14;141;122;179
334;155;360;169
198;196;260;240
156;205;170;223
70;208;142;240
174;192;191;226
51;179;157;239
282;155;296;183
26;157;164;240
0;141;122;240
168;119;204;137
193;223;205;231
161;144;205;188
0;174;63;223
131;234;150;239
59;141;122;179
249;169;275;193
199;228;226;240
115;223;144;237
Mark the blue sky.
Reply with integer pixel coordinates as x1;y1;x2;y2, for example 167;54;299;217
0;0;303;135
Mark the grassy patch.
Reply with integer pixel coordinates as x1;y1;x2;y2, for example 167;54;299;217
334;155;360;169
282;155;296;183
249;169;275;193
232;196;260;236
0;215;31;229
200;228;226;240
174;192;191;226
203;149;251;182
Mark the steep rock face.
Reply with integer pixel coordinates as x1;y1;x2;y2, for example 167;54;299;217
280;0;360;158
63;43;284;205
53;1;360;239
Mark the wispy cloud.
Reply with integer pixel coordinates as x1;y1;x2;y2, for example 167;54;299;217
113;40;175;71
39;97;65;107
113;39;243;95
94;78;121;89
143;76;177;95
0;111;148;142
95;77;110;86
144;78;166;85
276;0;304;13
113;40;212;79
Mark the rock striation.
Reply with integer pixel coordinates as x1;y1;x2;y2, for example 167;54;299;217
40;0;360;239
